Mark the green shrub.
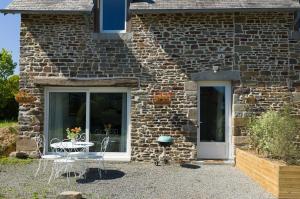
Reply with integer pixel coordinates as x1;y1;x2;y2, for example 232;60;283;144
248;106;300;164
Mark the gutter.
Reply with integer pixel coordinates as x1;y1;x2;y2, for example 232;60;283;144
0;9;93;15
129;7;300;14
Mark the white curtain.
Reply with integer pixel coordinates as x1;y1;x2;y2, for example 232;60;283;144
48;93;68;143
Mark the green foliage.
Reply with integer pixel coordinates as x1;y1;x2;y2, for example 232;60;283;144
0;49;19;120
32;192;39;199
0;49;16;80
248;106;300;164
0;75;19;109
0;157;33;165
0;121;17;128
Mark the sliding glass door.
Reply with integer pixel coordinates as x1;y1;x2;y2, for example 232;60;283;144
89;93;127;152
46;88;130;158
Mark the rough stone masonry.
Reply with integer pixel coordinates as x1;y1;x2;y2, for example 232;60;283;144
18;12;300;161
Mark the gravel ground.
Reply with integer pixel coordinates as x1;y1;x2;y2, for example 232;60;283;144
0;161;275;199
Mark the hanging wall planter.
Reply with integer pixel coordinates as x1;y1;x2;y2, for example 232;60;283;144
153;92;173;105
15;90;36;104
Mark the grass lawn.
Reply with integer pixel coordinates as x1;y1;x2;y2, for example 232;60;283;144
0;121;17;128
0;157;33;165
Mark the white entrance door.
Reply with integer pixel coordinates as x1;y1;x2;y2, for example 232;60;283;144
197;81;231;159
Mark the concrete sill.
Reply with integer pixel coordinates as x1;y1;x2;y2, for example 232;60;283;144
92;32;133;41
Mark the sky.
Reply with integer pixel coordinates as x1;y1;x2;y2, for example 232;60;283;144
0;0;20;74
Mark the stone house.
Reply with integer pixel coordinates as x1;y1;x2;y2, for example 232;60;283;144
1;0;300;162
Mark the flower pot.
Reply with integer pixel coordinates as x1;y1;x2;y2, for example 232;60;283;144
15;91;36;104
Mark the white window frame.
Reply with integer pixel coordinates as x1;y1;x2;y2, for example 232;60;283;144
44;87;131;161
100;0;127;33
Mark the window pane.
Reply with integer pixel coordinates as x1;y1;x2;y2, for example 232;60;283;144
200;87;225;142
90;93;127;152
102;0;126;31
48;93;86;148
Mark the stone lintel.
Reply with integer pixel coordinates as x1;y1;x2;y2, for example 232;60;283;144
33;77;139;87
191;70;240;81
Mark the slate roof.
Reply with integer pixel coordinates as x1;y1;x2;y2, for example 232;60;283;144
1;0;93;14
130;0;300;13
1;0;300;14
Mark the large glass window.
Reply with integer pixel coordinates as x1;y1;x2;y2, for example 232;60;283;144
47;90;129;153
101;0;126;32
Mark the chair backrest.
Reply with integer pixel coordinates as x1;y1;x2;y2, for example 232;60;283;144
33;134;63;156
77;133;86;142
100;136;110;156
50;138;61;153
33;134;44;156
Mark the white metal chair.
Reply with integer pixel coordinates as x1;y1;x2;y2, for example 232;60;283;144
89;136;110;177
34;135;62;177
76;136;110;179
48;141;76;185
67;134;89;177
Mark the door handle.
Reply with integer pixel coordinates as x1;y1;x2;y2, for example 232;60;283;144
195;122;204;128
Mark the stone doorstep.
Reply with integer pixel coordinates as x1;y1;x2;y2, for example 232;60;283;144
193;160;235;165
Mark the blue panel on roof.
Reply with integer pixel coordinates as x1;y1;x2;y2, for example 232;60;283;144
102;0;126;31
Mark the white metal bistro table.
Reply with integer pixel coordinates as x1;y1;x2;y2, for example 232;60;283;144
50;141;94;150
48;141;95;183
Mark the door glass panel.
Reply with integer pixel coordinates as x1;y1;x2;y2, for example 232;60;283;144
48;92;86;147
200;87;225;142
90;93;127;152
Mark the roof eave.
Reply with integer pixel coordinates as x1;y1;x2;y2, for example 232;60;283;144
0;9;92;15
130;7;300;14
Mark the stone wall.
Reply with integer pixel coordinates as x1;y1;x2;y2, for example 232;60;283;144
18;12;300;161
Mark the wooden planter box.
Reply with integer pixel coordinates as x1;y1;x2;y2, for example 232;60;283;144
236;148;300;199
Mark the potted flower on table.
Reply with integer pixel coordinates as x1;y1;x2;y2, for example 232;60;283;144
66;127;81;143
104;124;112;136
